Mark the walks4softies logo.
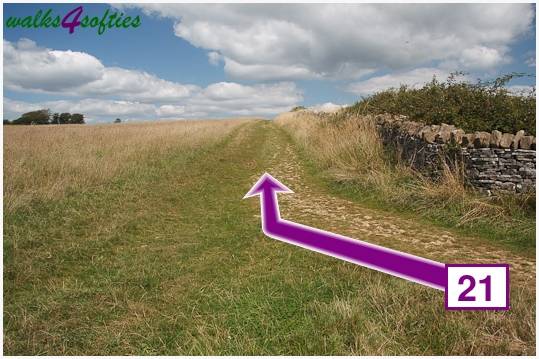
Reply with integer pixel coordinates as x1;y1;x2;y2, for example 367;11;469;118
5;6;141;34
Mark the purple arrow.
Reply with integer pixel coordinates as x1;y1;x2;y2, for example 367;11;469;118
244;173;446;290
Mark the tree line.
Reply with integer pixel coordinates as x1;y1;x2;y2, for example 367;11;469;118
4;109;85;125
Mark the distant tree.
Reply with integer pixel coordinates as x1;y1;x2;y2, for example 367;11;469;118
51;113;60;124
3;119;11;125
12;109;50;125
10;110;86;126
114;118;121;124
70;113;85;124
59;112;71;124
291;106;306;112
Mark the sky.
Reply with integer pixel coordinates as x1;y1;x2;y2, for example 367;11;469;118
3;3;536;123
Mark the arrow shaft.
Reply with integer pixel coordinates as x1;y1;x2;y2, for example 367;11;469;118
260;189;281;228
259;189;446;290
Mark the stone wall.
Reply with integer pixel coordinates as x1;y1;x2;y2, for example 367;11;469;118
374;115;536;193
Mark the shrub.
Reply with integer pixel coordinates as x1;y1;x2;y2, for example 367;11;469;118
59;112;71;124
12;109;50;125
70;113;85;124
347;72;536;135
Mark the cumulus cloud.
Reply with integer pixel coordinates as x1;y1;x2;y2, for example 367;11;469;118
156;104;186;117
4;38;105;92
76;67;197;102
185;82;302;116
4;39;196;102
347;67;451;96
459;46;510;70
4;81;302;122
308;102;346;114
126;3;533;80
3;39;303;121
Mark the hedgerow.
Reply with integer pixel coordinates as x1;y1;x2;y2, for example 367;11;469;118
347;72;536;135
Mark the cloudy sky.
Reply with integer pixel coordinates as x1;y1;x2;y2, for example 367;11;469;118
3;3;536;123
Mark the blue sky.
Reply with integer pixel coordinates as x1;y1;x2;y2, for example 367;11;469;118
3;3;536;122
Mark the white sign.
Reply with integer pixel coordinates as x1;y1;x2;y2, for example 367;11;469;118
446;264;509;310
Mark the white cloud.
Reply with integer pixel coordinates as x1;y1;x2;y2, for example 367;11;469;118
184;82;303;116
308;102;346;114
347;68;451;96
3;81;302;122
507;85;535;96
77;67;197;102
459;46;509;70
224;58;316;81
4;38;105;92
125;3;533;80
156;104;186;117
3;39;303;121
4;39;197;102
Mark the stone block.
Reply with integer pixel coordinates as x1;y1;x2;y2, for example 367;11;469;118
519;136;534;150
421;128;437;144
473;131;491;148
437;123;455;142
450;129;465;144
462;133;475;147
499;133;514;148
511;130;525;149
490;130;502;147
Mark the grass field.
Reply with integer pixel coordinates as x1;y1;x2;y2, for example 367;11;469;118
3;119;536;355
276;110;535;251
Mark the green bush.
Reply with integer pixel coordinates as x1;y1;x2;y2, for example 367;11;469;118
12;110;85;125
348;72;536;135
12;109;50;125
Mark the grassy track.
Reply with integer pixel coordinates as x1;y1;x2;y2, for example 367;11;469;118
4;120;536;355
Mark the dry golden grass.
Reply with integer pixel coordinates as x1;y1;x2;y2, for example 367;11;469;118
4;120;246;211
276;110;535;247
276;110;398;191
3;119;535;355
276;111;535;355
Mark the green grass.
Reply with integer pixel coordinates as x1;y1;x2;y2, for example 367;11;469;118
4;121;536;355
276;114;535;253
326;179;534;251
292;141;536;253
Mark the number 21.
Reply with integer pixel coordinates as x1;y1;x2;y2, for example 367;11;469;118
458;275;491;301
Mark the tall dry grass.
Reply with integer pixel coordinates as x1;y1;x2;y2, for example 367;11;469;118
276;110;399;191
278;110;535;354
276;110;534;242
4;120;245;211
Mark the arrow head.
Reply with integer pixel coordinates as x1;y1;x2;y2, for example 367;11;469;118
243;172;294;199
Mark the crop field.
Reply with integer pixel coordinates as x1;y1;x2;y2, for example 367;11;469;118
3;118;536;355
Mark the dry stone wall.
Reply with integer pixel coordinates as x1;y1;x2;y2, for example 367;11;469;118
374;114;536;194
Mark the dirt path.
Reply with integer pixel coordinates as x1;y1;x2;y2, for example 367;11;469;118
5;120;535;355
257;125;535;286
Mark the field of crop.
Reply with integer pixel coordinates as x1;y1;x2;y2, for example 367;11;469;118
4;120;245;211
3;119;536;355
